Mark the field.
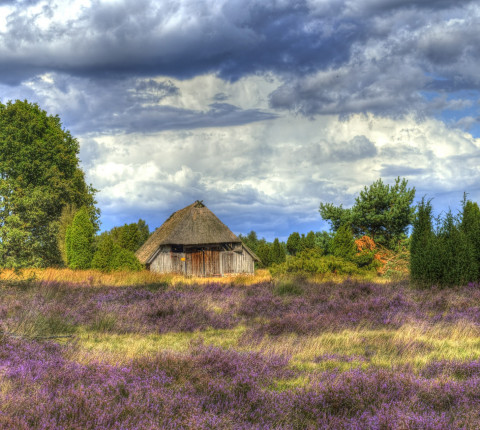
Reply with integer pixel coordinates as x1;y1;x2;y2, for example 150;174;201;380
2;270;480;429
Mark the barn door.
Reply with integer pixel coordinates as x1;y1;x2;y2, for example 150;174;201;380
203;249;220;276
186;249;204;276
185;248;221;276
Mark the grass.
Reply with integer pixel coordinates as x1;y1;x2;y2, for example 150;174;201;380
0;267;272;287
76;326;247;362
70;319;480;379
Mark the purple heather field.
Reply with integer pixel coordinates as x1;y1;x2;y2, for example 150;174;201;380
2;278;480;429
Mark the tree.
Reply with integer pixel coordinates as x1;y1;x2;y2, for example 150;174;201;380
331;224;356;261
461;199;480;277
270;238;286;264
286;232;301;256
56;204;77;266
239;230;260;254
65;207;94;270
109;219;150;253
437;211;476;287
410;198;478;288
315;231;334;254
91;235;114;271
91;234;143;272
303;231;316;250
109;245;143;271
256;242;272;268
320;177;415;248
0;100;98;267
409;198;436;286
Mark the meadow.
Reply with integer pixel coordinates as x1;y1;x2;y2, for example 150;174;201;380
2;270;480;429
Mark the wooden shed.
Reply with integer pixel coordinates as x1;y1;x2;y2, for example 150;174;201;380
135;201;259;276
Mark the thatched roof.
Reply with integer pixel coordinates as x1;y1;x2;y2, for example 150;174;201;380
136;201;258;264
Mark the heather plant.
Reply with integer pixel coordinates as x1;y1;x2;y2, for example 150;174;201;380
3;278;480;427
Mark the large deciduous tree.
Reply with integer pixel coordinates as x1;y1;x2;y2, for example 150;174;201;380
0;100;98;268
319;177;415;248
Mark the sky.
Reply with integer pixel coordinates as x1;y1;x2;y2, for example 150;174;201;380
0;0;479;241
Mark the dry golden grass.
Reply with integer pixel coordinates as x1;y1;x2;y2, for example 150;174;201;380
0;267;272;287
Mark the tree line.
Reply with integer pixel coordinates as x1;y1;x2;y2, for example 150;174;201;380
2;99;480;286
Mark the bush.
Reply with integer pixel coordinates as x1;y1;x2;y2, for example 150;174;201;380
91;236;143;272
109;245;143;271
269;248;361;277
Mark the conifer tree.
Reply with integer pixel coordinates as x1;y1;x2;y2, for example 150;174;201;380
437;211;476;286
56;204;77;266
109;245;143;271
286;232;301;256
91;235;114;271
410;198;435;286
304;231;316;249
65;207;94;270
461;200;480;278
331;224;356;261
271;238;286;264
256;242;272;267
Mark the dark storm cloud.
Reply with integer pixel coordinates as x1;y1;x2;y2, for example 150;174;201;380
9;73;277;134
380;164;427;177
82;102;277;135
0;0;478;128
0;0;364;84
353;0;474;13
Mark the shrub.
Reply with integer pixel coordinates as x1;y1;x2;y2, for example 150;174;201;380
109;245;143;271
92;236;143;272
270;248;360;277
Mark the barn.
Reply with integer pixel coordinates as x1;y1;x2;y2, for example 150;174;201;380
135;201;259;276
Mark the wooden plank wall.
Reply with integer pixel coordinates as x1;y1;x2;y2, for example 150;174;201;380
222;247;254;274
150;245;255;275
150;246;185;274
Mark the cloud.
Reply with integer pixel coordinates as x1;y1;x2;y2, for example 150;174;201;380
80;112;480;239
0;0;363;84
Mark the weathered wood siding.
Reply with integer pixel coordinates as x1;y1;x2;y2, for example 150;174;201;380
149;244;255;275
222;247;255;274
150;245;185;273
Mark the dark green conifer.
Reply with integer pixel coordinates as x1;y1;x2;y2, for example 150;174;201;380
271;238;286;264
331;224;356;261
65;207;94;270
286;232;301;256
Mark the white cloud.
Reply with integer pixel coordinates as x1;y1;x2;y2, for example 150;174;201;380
80;108;480;239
